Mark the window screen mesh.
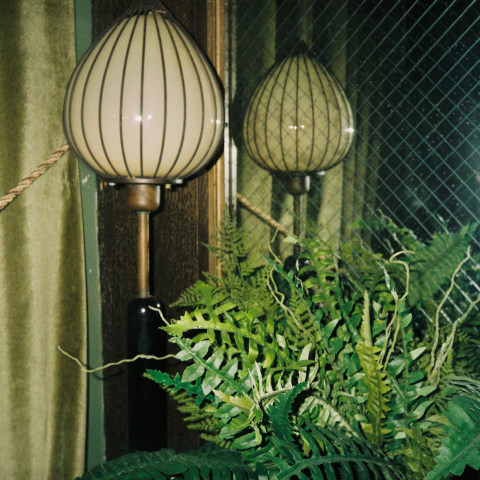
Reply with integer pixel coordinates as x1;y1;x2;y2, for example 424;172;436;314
225;0;480;277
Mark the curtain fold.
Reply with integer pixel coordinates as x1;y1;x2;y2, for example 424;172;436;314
0;2;87;479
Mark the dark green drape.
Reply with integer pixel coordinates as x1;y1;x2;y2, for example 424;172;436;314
0;2;87;479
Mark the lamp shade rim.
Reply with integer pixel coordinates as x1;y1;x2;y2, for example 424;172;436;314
101;176;184;185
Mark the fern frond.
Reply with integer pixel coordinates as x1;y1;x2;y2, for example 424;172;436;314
172;213;278;320
267;382;308;445
354;292;391;446
266;257;318;348
451;329;480;379
209;212;250;260
76;444;258;480
171;281;228;309
145;370;218;407
161;386;220;437
165;307;288;369
265;423;404;480
298;237;341;320
392;228;469;308
173;338;250;398
425;384;480;480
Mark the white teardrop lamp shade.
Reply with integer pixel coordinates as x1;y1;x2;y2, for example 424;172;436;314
243;53;354;175
64;0;224;184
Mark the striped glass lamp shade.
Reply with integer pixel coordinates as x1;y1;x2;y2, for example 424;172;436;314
243;52;353;175
63;0;224;184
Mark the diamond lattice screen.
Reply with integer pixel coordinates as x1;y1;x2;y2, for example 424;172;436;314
225;0;480;272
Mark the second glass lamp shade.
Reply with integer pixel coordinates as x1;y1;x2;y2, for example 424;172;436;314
64;2;224;184
243;52;353;175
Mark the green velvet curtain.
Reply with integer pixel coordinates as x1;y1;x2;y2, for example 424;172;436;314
0;2;87;479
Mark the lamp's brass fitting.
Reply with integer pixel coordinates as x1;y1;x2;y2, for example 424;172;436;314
126;183;161;212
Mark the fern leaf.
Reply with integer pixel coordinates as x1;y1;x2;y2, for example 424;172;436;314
165;307;288;369
77;445;257;480
266;423;404;480
172;337;249;397
266;257;318;348
356;292;391;445
171;281;228;309
160;386;221;438
166;308;261;342
394;230;469;308
267;382;308;445
425;389;480;480
145;370;218;407
299;395;358;436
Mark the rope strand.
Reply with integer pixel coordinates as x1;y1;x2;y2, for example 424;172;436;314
236;192;290;236
0;143;70;212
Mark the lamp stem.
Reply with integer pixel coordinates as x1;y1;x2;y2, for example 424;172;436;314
293;195;302;257
137;212;150;298
125;183;164;452
126;183;161;297
284;176;311;257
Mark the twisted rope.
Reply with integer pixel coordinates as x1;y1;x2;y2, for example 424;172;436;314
236;192;290;236
0;143;70;212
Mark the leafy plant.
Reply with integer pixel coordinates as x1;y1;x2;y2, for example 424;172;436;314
79;444;258;480
425;380;480;480
78;214;480;480
345;214;480;381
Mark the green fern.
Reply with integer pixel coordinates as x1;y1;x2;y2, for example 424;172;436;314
426;384;480;480
342;218;472;313
355;292;391;446
76;444;258;480
265;257;318;349
159;229;475;479
164;305;289;369
297;236;341;320
172;214;282;324
254;383;404;480
145;370;219;406
152;221;480;479
159;385;223;443
171;281;230;313
394;227;470;308
170;337;250;399
79;214;480;480
266;382;307;446
267;423;404;480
